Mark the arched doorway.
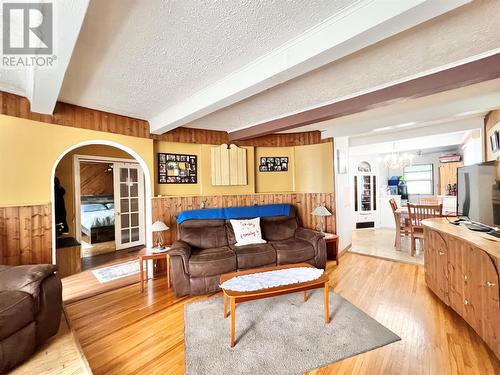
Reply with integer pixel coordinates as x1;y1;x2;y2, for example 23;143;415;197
50;140;152;276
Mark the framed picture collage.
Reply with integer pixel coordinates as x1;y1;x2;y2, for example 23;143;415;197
158;153;197;184
259;157;289;172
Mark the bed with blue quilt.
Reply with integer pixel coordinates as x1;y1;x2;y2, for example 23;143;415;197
80;195;115;243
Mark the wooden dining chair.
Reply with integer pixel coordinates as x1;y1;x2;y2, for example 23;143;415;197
419;196;439;205
407;203;443;256
389;198;410;248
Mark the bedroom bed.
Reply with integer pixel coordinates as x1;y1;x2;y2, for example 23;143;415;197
81;196;115;243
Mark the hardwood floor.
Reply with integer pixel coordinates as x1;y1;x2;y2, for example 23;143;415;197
64;253;500;375
351;228;424;265
62;255;144;304
81;246;142;271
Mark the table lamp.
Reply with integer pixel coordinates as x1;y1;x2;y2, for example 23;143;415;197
311;206;332;234
152;220;169;249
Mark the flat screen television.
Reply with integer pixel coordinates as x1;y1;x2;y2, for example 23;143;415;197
457;161;500;228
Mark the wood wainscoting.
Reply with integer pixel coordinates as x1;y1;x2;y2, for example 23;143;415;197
152;192;336;246
0;204;52;265
0;91;325;146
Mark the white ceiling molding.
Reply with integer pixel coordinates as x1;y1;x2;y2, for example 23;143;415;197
149;0;470;134
27;1;90;114
349;129;469;157
348;117;485;150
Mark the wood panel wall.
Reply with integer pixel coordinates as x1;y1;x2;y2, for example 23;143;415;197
485;109;500;161
0;204;52;265
235;131;322;147
152;192;336;245
80;162;114;196
0;91;324;146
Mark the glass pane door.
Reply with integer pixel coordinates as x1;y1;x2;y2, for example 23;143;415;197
114;163;144;250
361;175;372;211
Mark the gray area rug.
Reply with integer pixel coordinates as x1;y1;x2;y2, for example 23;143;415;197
185;291;400;374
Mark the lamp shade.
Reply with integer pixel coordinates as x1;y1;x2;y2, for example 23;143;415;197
152;220;169;232
311;206;332;217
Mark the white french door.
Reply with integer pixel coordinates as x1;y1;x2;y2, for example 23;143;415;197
113;163;145;250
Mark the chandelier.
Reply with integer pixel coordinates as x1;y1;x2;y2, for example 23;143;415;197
384;146;415;169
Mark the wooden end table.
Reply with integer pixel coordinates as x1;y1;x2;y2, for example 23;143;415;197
220;263;330;348
324;233;340;265
138;248;171;292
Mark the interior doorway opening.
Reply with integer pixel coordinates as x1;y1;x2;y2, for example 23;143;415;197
52;142;151;278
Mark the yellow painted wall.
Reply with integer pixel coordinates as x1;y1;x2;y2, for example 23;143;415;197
55;145;134;237
294;142;334;193
154;141;202;196
255;147;295;193
200;144;255;195
0;113;334;211
0;115;154;206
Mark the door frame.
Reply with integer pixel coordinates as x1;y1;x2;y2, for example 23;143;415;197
73;154;144;247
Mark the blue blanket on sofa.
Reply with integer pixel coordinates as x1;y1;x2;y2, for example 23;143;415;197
176;204;291;224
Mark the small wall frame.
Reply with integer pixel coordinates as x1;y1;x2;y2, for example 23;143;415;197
259;157;289;172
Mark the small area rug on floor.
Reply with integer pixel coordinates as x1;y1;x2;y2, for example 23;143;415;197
185;291;400;375
91;260;140;283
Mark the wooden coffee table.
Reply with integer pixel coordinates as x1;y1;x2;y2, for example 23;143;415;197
220;263;330;347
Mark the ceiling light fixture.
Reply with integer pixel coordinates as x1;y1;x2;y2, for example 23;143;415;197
394;121;417;128
373;126;394;132
383;143;415;169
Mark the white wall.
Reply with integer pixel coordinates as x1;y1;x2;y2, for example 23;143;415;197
462;129;484;166
334;137;353;251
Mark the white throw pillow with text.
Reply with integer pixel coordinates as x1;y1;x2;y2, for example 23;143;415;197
230;217;267;246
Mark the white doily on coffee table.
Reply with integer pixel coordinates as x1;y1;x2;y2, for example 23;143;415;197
220;267;324;292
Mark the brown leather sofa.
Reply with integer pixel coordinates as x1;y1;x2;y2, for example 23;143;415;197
169;209;326;296
0;264;62;373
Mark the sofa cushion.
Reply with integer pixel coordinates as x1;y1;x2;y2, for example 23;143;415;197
179;219;228;249
271;238;315;264
230;243;277;270
0;291;34;340
188;247;236;277
261;216;298;241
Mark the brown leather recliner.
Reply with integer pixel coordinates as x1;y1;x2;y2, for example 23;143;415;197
0;264;63;374
169;210;326;296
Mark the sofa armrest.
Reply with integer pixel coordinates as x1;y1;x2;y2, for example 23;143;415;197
0;265;58;301
169;240;192;273
295;227;324;245
295;228;327;269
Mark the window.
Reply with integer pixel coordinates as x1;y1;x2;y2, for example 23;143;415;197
403;164;434;195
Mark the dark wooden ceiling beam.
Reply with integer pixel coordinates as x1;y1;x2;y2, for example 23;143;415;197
228;53;500;141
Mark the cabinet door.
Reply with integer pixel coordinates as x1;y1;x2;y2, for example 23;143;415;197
447;238;467;317
424;228;437;293
424;229;449;303
464;247;500;358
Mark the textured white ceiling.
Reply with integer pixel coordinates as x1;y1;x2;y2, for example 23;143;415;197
184;0;500;133
59;0;357;119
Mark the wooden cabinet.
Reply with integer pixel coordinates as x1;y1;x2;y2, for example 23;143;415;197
424;229;449;303
464;246;500;356
423;220;500;359
446;237;467;317
439;161;463;195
